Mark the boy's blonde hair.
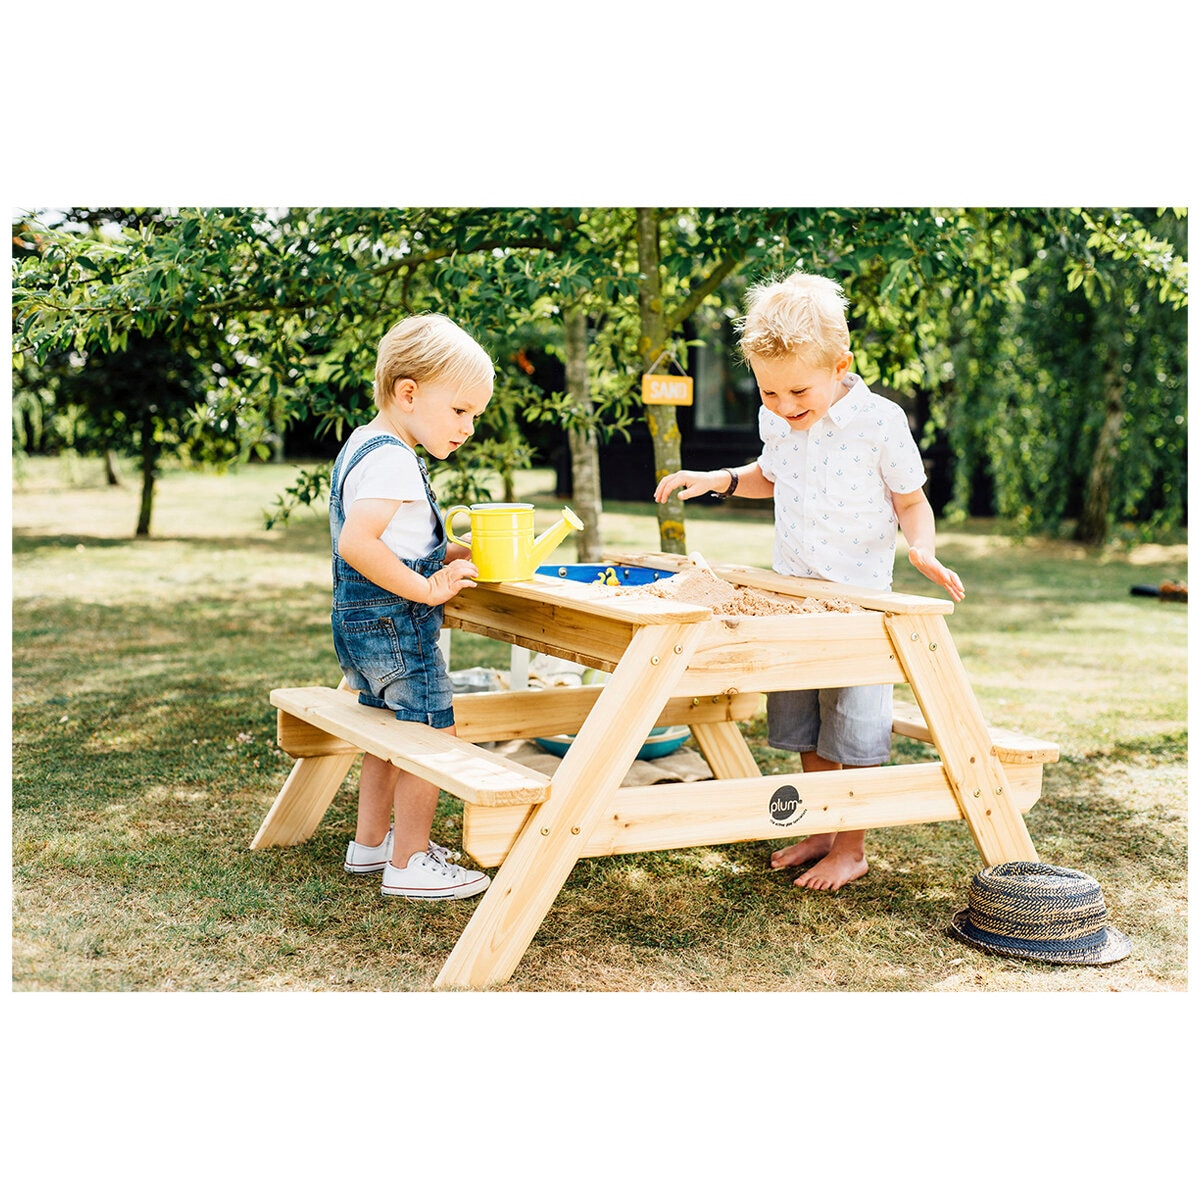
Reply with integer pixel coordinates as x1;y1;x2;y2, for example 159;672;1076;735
374;313;494;407
736;272;851;369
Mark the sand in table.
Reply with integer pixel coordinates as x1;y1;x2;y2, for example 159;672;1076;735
591;567;865;615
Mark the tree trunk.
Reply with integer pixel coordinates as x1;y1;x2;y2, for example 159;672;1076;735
637;207;687;555
136;413;157;537
1075;345;1125;546
271;393;286;464
103;447;121;486
563;305;604;562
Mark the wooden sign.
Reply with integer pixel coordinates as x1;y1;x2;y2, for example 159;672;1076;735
642;373;693;406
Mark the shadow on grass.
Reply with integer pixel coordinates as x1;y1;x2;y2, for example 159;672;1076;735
13;527;332;556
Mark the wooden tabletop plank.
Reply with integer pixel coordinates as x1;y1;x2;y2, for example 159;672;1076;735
446;573;713;628
609;552;954;615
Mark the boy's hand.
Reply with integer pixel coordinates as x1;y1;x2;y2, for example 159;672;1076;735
426;558;479;604
908;548;965;602
654;469;725;504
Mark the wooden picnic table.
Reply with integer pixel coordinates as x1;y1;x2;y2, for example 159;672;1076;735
255;553;1055;990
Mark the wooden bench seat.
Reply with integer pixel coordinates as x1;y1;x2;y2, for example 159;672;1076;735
891;699;1059;764
255;681;763;851
270;686;551;807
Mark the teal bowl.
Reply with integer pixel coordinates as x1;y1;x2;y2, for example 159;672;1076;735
534;726;691;761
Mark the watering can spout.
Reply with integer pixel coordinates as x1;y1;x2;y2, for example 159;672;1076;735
530;506;584;569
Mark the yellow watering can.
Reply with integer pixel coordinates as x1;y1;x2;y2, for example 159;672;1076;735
445;503;584;582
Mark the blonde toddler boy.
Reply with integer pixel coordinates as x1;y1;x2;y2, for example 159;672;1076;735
654;273;964;891
332;313;494;899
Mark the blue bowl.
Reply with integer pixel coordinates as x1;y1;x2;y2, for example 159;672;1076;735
536;563;675;586
534;726;691;761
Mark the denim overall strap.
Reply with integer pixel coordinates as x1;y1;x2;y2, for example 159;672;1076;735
410;449;446;545
330;433;445;556
330;433;404;526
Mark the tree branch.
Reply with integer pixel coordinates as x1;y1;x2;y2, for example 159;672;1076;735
665;255;741;332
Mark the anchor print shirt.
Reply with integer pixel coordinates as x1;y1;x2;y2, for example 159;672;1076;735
757;373;926;590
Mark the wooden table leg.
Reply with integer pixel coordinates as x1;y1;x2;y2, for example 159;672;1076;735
689;720;762;779
885;613;1037;865
434;622;706;990
250;752;357;848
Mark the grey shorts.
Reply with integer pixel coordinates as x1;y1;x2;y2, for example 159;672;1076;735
766;684;893;767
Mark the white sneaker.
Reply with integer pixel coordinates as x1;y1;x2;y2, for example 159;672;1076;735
346;830;459;874
380;846;491;900
344;828;394;874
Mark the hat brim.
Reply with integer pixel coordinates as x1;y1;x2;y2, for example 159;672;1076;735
948;908;1132;965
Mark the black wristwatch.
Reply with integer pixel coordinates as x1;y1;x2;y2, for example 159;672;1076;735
711;467;739;499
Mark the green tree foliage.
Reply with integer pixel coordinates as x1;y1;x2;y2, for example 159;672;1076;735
12;210;278;535
13;206;1188;548
926;209;1187;542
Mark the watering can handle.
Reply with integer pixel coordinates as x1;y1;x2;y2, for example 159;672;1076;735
444;506;472;548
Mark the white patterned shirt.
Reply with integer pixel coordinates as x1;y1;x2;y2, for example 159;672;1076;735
757;373;926;589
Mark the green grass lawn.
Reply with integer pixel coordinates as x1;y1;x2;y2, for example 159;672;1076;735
10;454;1189;992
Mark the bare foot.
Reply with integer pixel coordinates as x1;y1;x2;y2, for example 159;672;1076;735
794;845;868;891
770;834;835;871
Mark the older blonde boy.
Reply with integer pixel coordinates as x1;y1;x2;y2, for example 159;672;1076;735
654;273;963;891
332;313;494;899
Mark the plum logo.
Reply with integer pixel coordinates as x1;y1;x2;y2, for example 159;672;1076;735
768;784;806;827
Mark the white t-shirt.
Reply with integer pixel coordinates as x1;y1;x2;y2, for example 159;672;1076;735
757;374;926;589
339;427;441;560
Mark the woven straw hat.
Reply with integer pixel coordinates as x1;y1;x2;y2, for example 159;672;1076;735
948;862;1131;965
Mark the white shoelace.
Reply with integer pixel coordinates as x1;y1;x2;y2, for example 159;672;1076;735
424;843;463;877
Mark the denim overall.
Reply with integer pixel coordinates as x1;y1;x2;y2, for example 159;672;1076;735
329;433;455;728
